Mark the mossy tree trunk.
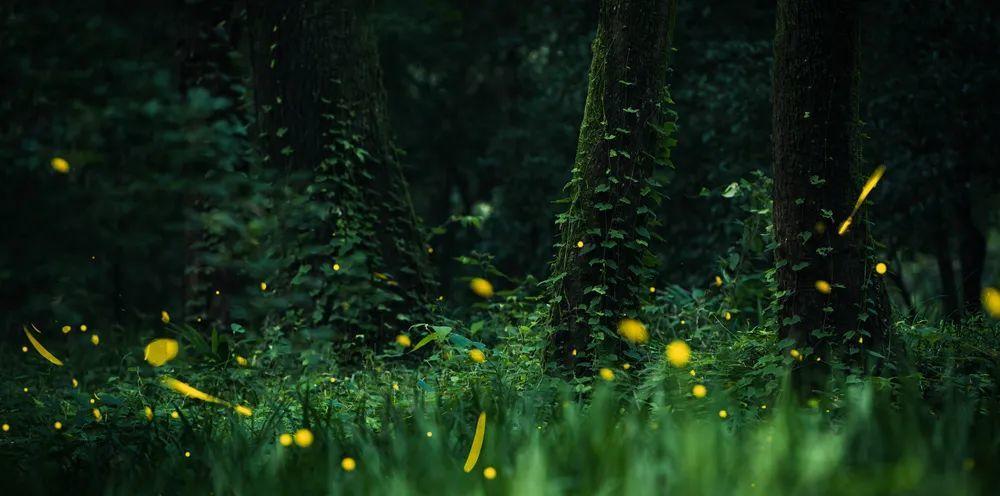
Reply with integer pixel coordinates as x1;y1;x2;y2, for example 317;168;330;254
547;0;678;371
772;0;889;386
247;0;435;341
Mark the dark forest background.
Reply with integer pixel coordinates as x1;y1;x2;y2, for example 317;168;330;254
3;0;996;333
3;1;1000;493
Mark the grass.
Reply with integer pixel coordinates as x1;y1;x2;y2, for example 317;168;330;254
1;312;998;494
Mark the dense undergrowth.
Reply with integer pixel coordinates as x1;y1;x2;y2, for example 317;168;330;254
1;284;998;495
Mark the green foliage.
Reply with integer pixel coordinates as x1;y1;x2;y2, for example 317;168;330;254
2;307;999;494
2;0;1000;493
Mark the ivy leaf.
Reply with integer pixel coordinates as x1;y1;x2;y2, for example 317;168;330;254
722;182;740;198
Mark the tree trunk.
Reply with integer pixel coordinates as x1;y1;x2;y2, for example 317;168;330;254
772;0;889;384
247;0;435;340
956;199;986;316
952;130;987;317
547;0;678;371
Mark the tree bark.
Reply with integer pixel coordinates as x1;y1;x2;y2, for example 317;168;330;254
247;0;435;338
952;129;987;317
547;0;678;371
772;0;889;383
956;199;986;316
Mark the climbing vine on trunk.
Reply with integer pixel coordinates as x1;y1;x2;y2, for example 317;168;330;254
248;0;436;345
545;0;679;371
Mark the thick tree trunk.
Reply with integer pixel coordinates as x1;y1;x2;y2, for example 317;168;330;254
952;132;987;317
956;200;986;315
772;0;889;383
547;0;678;371
247;0;435;339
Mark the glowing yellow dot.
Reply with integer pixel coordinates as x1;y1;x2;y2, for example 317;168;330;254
622;363;631;370
144;338;179;367
51;157;70;173
279;433;293;446
571;348;577;357
236;355;248;367
161;310;171;324
72;378;78;388
61;325;71;334
21;346;27;353
790;349;802;361
80;324;87;332
719;410;728;419
469;349;486;363
234;405;253;417
90;398;95;405
689;369;696;377
214;289;221;295
54;421;62;430
714;275;723;287
649;286;656;293
875;262;887;275
665;340;691;368
470;278;494;298
982;287;1000;318
576;240;584;248
599;368;614;381
1;424;8;432
761;404;767;410
294;428;314;447
692;384;707;398
92;409;102;421
90;334;100;345
724;311;732;321
144;406;153;421
341;457;357;471
23;388;28;393
333;263;341;271
617;319;649;343
396;334;411;347
260;281;268;291
680;320;686;325
184;451;191;458
483;466;497;480
815;280;832;294
427;247;434;254
426;431;433;438
171;411;180;419
858;337;864;344
392;382;400;391
329;377;337;383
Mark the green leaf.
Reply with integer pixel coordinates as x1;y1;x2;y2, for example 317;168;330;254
722;182;740;198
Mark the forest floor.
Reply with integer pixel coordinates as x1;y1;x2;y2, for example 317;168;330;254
1;303;999;494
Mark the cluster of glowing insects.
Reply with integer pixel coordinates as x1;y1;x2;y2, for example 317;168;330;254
16;160;1000;482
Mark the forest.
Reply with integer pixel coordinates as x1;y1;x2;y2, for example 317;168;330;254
1;0;999;494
